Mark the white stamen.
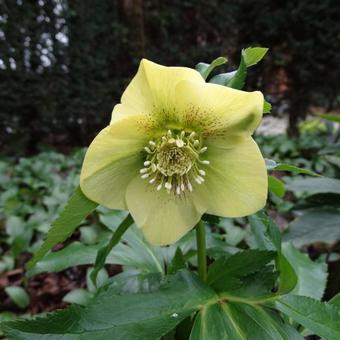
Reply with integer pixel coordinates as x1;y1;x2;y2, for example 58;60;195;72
142;129;209;195
187;181;193;192
199;169;206;176
176;139;185;147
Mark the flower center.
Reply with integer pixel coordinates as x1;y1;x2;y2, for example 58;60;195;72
140;130;209;194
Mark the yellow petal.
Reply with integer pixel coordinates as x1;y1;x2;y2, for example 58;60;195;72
80;115;149;210
174;80;264;135
111;59;204;123
125;176;206;245
197;136;267;217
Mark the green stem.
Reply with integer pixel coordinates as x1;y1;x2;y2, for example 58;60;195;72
196;220;207;282
91;213;134;285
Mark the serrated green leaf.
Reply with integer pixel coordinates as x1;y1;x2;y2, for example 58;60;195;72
263;100;272;114
242;47;269;67
1;271;216;340
229;266;278;299
284;208;340;246
195;57;227;80
168;247;186;274
208;70;236;86
249;212;281;251
5;287;30;309
0;312;16;337
319;113;340;123
268;175;286;197
275;295;340;340
329;293;340;307
276;252;297;295
28;187;98;268
224;57;247;89
90;214;133;285
274;164;320;177
282;243;327;300
212;47;268;90
207;250;276;291
248;213;296;295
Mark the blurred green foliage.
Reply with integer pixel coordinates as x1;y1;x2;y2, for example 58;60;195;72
0;150;84;267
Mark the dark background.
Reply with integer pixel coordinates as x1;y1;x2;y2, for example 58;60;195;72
1;0;339;155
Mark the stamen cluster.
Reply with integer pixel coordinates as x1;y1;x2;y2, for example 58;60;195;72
140;130;209;194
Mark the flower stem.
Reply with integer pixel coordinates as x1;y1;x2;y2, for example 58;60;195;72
196;220;207;282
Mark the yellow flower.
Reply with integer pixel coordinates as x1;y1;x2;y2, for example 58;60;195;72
80;59;267;245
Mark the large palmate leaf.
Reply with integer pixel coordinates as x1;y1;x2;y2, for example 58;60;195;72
190;301;303;340
284;208;340;246
3;269;339;339
28;187;98;268
1;271;215;340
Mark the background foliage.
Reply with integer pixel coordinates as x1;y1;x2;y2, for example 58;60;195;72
1;0;339;154
1;1;340;338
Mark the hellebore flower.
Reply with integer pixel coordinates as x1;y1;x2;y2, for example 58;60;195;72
80;59;267;245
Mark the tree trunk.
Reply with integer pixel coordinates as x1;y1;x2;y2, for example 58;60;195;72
123;0;145;58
